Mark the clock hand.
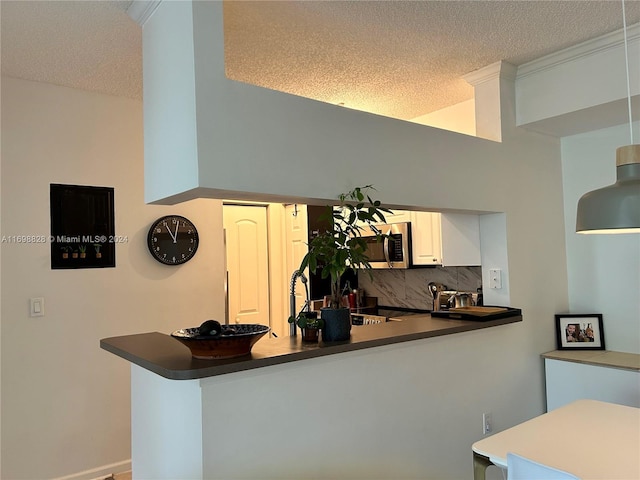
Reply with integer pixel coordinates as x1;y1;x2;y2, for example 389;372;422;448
165;223;177;243
173;220;180;243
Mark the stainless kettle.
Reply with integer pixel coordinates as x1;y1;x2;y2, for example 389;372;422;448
428;282;456;311
448;292;475;309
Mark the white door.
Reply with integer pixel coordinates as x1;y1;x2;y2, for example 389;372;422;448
223;205;270;326
285;204;309;325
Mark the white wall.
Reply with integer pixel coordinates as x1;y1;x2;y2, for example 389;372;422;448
0;77;225;479
129;324;554;480
410;99;476;136
561;122;640;354
198;331;541;480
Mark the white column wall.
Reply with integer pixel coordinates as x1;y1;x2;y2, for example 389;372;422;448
143;0;200;203
479;213;511;308
131;365;203;480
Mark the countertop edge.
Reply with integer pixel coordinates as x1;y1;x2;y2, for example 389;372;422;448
100;335;181;379
102;314;522;380
541;350;640;372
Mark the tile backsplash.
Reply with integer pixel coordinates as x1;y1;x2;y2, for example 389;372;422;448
358;266;482;310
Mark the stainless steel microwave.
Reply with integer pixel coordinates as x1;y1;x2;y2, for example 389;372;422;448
357;222;412;269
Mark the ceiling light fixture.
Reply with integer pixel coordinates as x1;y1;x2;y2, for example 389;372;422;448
575;0;640;234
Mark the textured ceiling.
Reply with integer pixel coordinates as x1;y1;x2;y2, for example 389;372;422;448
1;1;141;100
2;1;640;121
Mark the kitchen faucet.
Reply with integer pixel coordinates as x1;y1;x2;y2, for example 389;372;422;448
289;269;309;336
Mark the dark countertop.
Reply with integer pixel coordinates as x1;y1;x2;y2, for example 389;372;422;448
101;313;522;380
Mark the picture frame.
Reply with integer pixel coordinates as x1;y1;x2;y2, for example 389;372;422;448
555;314;605;350
50;183;116;269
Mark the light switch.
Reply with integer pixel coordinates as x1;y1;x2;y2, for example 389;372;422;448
30;297;45;317
489;269;502;289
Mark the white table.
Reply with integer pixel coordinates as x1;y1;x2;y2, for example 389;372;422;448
472;399;640;480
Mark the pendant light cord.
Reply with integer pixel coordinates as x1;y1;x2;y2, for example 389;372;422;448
622;0;634;144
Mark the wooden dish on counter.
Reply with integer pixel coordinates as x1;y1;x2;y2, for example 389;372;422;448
171;324;270;359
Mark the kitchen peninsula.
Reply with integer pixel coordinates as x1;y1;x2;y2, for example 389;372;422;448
102;313;521;479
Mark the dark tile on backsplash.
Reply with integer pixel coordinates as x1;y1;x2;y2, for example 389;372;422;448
457;266;482;291
358;266;483;311
359;269;407;306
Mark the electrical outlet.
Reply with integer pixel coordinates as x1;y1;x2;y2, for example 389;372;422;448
489;269;502;289
482;412;492;435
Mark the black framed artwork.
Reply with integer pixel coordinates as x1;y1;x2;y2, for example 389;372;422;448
555;313;605;350
50;184;116;269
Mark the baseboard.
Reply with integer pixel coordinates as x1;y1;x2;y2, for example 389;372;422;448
51;460;131;480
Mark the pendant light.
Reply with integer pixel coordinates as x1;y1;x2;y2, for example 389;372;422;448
575;0;640;234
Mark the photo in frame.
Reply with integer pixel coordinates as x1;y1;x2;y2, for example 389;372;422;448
555;314;605;350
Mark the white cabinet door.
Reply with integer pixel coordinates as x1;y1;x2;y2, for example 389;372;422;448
411;211;442;265
545;358;640;411
410;212;481;266
440;213;481;266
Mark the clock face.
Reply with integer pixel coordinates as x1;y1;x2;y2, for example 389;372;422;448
147;215;199;265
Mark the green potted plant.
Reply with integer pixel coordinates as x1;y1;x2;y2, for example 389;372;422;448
297;185;391;342
288;304;324;342
78;245;87;259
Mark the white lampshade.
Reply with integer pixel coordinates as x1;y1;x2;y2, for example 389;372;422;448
576;144;640;234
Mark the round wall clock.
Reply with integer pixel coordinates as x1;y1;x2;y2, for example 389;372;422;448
147;215;199;265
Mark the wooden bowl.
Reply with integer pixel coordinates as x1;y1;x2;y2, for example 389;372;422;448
171;324;269;359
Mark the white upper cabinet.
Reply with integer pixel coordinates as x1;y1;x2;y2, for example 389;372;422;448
438;213;482;266
355;207;481;267
410;211;481;266
410;211;442;265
